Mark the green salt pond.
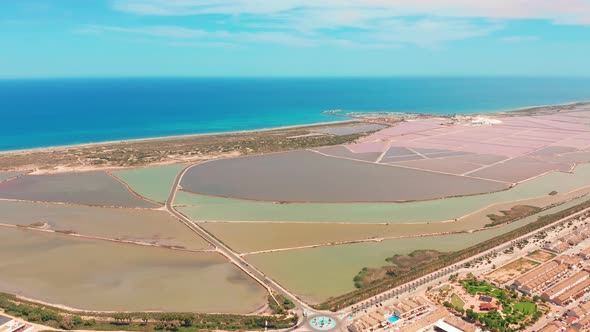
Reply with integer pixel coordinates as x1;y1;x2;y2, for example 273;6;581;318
200;187;590;253
113;164;187;203
246;196;589;303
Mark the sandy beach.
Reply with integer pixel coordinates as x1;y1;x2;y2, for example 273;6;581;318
0;119;358;156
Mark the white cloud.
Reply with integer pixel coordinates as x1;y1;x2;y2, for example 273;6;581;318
111;0;590;25
79;24;318;47
81;17;497;49
82;25;215;38
368;19;502;48
501;35;540;42
166;40;235;48
101;0;589;49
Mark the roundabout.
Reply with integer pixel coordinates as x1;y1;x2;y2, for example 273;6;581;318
308;315;337;331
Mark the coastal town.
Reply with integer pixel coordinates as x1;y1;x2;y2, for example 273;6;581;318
344;208;590;332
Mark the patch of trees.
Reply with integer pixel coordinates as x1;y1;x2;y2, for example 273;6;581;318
268;294;295;315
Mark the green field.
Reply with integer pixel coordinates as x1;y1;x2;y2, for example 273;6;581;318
178;164;590;223
514;302;537;314
463;281;496;295
450;293;465;309
113;164;187;203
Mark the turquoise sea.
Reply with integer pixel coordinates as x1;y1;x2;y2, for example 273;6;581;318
1;77;590;151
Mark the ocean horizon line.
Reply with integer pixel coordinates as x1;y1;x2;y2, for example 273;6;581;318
2;77;590;151
3;75;590;81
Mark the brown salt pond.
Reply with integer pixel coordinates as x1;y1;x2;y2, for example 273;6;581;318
0;200;211;250
200;186;590;253
0;172;158;208
181;150;508;202
0;227;266;313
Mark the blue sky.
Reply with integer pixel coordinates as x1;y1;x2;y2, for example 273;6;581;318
2;0;590;78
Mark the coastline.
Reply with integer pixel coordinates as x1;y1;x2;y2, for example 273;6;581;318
0;119;357;155
1;100;588;156
486;99;590;115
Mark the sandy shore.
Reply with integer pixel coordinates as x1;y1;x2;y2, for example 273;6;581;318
492;100;590;112
0;119;357;156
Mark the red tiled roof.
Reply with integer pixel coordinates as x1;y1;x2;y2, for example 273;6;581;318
479;303;498;310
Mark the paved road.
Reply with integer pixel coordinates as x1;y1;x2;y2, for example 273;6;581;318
165;165;326;325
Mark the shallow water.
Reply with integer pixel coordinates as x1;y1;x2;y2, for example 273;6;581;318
0;172;157;208
0;227;266;313
0;200;211;250
112;164;187;203
201;186;590;253
181;151;507;202
246;196;589;303
0;171;22;182
179;164;590;223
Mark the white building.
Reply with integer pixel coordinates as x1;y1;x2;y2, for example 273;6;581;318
0;314;34;332
433;316;480;332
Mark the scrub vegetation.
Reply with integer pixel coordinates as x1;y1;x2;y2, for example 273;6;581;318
0;292;296;331
0;122;366;171
354;250;445;289
485;205;542;227
268;294;296;315
526;250;556;262
485;258;540;284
